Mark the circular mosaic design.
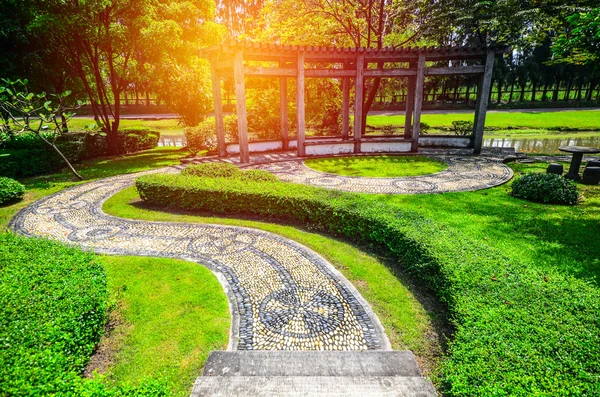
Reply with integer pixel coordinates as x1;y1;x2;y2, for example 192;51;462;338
306;176;345;187
189;231;256;256
259;287;344;339
34;200;89;215
68;225;126;241
391;179;438;193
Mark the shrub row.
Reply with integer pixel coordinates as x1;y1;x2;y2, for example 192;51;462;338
0;233;168;396
0;129;160;178
0;176;26;204
136;173;600;396
181;163;279;182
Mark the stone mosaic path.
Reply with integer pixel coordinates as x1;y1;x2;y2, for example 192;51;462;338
10;170;389;352
247;156;513;194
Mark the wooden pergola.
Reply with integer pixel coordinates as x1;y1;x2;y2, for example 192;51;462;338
201;40;509;163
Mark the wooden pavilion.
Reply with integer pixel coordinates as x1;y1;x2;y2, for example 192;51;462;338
201;40;509;163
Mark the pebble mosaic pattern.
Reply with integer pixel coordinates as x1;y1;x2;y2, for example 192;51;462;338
10;170;385;351
247;156;513;194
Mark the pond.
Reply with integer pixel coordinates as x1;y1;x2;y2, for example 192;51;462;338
484;135;600;154
158;134;600;155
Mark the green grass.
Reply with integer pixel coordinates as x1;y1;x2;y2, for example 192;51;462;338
0;147;184;230
103;187;443;375
305;155;448;177
97;256;230;397
367;110;600;130
69;118;184;136
360;161;600;286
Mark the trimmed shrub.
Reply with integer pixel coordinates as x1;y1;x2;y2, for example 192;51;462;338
0;233;108;395
512;172;579;205
117;128;160;154
184;121;217;156
181;163;278;183
0;176;25;204
451;120;474;136
135;174;600;396
182;163;241;178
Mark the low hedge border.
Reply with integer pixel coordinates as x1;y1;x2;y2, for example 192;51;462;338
136;173;600;396
0;233;168;396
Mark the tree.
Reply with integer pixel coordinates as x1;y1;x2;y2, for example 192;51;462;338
27;0;222;154
552;8;600;66
0;79;83;180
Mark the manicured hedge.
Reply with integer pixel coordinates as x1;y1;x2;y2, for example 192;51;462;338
136;174;600;396
512;172;579;205
0;233;168;396
182;163;279;182
0;129;160;178
0;176;26;204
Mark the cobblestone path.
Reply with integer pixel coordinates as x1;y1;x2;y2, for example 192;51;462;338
247;156;513;194
10;170;389;351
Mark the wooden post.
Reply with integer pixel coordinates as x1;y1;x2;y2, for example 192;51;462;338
473;49;495;155
296;52;306;157
411;53;426;152
233;50;249;163
353;54;365;153
404;61;416;139
342;62;350;140
280;61;289;150
210;58;226;157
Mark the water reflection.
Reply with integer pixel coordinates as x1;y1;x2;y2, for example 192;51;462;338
159;134;600;154
158;136;186;147
485;136;600;154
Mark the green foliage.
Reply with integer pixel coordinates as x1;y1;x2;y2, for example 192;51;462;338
0;233;108;395
184;121;217;155
0;177;25;204
450;120;473;136
181;163;278;182
420;122;430;135
135;174;600;396
224;114;239;142
552;8;600;65
0;129;159;178
511;172;579;205
247;87;283;140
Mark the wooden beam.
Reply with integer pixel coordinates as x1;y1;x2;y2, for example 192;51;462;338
364;69;417;77
210;59;226;157
305;69;356;78
342;63;350;140
411;54;426;152
353;54;365;153
296;52;306;157
425;66;485;76
473;49;495;154
280;61;289;150
244;66;297;77
404;62;416;139
233;50;249;163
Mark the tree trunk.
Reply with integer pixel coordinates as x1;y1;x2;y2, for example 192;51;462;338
509;80;515;102
576;84;583;101
146;91;151;106
465;84;471;103
60;114;69;133
520;85;526;101
497;80;503;104
135;86;140;106
586;79;597;101
541;82;550;102
531;82;537;102
552;80;561;102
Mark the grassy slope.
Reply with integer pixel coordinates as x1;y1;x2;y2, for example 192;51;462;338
361;161;600;286
103;187;443;374
304;155;447;177
99;256;229;397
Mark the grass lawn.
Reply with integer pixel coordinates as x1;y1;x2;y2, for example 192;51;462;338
305;155;448;177
103;187;444;376
94;256;229;397
367;109;600;131
360;161;600;286
69;118;184;136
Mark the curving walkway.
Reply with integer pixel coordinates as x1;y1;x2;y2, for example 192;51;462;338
247;156;513;194
9;170;389;352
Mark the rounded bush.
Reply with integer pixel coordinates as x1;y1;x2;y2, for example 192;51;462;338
511;172;579;205
181;163;241;178
0;176;25;204
240;169;279;182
